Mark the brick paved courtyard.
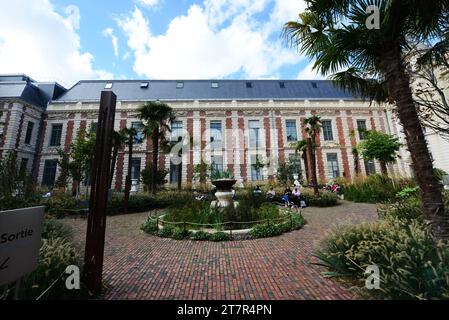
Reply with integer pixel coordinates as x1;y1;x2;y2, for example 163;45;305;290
62;201;378;300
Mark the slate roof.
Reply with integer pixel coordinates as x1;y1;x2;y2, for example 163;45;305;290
54;79;361;103
0;74;66;108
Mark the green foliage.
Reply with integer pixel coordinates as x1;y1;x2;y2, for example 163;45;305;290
163;201;223;228
140;217;159;234
0;151;36;200
44;194;81;218
157;225;176;238
358;131;401;171
108;191;193;215
276;157;302;186
193;160;210;184
434;168;448;181
141;164;169;191
250;223;282;238
55;149;71;189
69;128;96;192
301;189;339;207
316;217;449;299
343;174;415;203
250;213;306;238
396;186;420;199
191;230;211;241
378;197;424;223
210;169;234;180
210;231;230;242
18;237;85;300
41;219;74;242
172;227;192;240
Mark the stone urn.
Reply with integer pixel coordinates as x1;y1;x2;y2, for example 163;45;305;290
211;179;237;208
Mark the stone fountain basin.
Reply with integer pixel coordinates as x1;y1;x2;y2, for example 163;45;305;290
211;179;237;190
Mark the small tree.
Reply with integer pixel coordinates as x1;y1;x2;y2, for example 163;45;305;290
138;101;175;195
141;164;168;192
69;128;96;197
55;149;71;191
358;131;402;176
193;159;210;189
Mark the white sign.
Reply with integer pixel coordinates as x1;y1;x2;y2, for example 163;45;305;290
0;206;45;286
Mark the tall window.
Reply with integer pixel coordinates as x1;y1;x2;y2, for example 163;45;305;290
49;124;63;147
210;121;222;149
24;121;34;145
42;159;58;186
249;120;260;149
286;120;298;142
211;155;223;173
251;155;264;181
364;159;376;175
131;122;144;144
357;120;367;140
131;158;141;181
322;120;334;141
170;159;181;183
171;121;183;142
326;153;340;178
20;158;29;174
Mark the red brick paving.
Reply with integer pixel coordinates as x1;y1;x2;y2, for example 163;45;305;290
63;201;377;300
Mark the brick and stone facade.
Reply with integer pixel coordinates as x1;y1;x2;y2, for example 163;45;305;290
1;76;425;192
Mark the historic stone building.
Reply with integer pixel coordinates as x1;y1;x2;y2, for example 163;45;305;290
1;74;415;190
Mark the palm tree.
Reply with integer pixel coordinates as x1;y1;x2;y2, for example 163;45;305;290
349;130;361;176
284;0;449;240
109;128;128;189
304;116;322;194
138;102;175;195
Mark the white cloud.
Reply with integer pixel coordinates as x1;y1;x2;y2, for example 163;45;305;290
138;0;159;8
117;0;307;79
296;61;325;80
0;0;112;87
102;28;119;58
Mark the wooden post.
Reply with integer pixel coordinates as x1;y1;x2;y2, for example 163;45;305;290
84;91;116;296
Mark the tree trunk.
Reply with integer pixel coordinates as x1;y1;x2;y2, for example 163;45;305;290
353;148;361;176
380;46;448;241
109;148;118;190
307;138;319;195
380;161;388;176
151;127;159;195
302;151;310;182
123;139;133;215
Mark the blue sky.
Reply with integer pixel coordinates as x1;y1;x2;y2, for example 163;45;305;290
0;0;321;87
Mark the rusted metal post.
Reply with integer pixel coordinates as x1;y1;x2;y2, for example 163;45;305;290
84;91;116;296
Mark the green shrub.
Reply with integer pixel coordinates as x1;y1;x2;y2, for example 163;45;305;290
157;225;176;238
42;219;74;241
316;217;449;299
396;186;419;199
291;213;307;230
18;237;86;299
343;174;415;203
250;223;282;238
191;230;211;241
301;189;339;207
44;194;81;218
210;231;230;242
377;197;424;223
172;227;192;240
140;217;159;234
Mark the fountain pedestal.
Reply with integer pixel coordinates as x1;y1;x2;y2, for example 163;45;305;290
211;179;238;209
